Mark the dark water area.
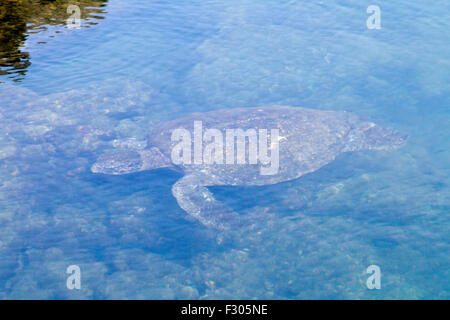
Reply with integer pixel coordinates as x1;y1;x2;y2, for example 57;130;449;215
0;0;108;81
0;0;448;299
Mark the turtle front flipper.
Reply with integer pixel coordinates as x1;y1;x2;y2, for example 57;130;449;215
172;174;241;230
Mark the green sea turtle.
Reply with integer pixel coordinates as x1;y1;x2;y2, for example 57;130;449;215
91;106;406;229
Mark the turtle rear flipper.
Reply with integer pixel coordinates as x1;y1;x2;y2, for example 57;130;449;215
171;174;243;230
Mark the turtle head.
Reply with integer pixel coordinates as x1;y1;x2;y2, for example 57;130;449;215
91;147;172;175
344;121;407;152
91;149;144;175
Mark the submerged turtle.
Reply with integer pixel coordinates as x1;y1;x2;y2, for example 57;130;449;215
91;106;406;229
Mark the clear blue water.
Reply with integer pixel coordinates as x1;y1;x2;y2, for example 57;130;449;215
0;0;449;299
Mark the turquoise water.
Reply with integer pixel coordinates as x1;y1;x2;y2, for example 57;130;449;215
0;0;449;299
